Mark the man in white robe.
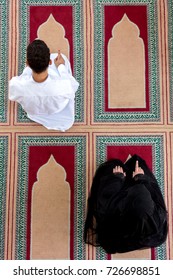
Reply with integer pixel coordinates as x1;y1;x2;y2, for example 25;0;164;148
9;39;79;131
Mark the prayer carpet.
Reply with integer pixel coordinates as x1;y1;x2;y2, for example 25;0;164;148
0;0;172;260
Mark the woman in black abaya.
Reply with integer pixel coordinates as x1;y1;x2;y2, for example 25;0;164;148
84;155;168;254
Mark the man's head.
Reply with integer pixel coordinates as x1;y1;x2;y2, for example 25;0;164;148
26;40;50;73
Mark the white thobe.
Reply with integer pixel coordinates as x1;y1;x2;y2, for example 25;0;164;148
9;54;79;131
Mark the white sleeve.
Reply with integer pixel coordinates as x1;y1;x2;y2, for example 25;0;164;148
50;53;72;74
9;67;32;101
58;64;79;93
50;53;79;93
9;78;19;101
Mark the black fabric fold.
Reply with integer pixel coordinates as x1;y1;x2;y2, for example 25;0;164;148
84;155;168;254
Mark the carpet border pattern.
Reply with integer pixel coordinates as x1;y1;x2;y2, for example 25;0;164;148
0;136;8;260
168;0;173;122
0;0;9;123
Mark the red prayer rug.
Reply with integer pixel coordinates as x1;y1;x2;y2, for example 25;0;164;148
0;0;172;260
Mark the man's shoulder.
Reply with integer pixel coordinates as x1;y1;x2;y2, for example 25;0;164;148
10;67;32;82
9;74;31;86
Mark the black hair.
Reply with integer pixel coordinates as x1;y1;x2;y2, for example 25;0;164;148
27;40;50;73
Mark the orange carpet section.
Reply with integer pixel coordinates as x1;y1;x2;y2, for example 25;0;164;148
0;0;172;260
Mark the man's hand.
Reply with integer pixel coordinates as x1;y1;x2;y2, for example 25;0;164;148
132;160;144;177
54;50;65;67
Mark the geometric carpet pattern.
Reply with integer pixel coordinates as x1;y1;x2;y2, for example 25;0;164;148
0;0;173;260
